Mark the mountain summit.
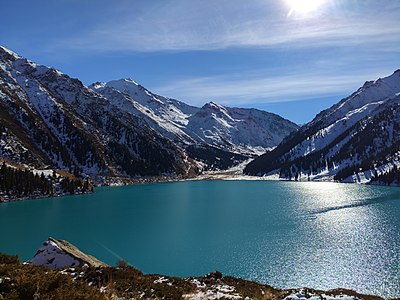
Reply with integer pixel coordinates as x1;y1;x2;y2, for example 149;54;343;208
0;45;298;186
91;77;299;168
245;70;400;184
0;46;197;183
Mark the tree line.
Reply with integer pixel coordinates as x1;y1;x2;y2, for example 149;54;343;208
0;163;92;200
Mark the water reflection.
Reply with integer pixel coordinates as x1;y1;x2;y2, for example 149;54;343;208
245;182;400;297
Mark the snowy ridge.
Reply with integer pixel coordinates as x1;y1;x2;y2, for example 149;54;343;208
187;102;299;155
245;70;400;185
288;99;386;161
0;46;21;60
0;45;197;181
0;44;297;179
104;78;198;129
90;82;196;144
311;69;400;128
290;70;400;162
93;80;299;157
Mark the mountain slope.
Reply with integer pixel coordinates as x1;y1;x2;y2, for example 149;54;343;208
187;102;299;155
0;46;197;182
0;44;299;184
92;79;299;159
90;80;197;145
244;70;400;184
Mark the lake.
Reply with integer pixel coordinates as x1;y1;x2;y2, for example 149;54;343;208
1;180;399;297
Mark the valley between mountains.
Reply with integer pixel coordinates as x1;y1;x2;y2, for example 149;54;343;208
0;45;399;201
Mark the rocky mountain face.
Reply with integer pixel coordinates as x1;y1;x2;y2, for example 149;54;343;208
0;46;196;183
91;79;299;168
245;70;400;185
0;45;298;184
90;79;198;146
186;101;298;155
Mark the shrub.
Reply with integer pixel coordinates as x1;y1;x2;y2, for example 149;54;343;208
0;253;19;265
115;259;128;268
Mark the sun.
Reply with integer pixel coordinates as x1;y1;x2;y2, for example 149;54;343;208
286;0;326;16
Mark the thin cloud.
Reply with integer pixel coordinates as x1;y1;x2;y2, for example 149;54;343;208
152;68;398;107
52;0;400;53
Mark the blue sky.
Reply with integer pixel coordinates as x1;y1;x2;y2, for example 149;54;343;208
1;0;399;124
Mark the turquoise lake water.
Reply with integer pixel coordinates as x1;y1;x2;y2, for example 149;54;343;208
1;180;400;297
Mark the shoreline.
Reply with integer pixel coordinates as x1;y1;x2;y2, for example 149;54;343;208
1;171;399;203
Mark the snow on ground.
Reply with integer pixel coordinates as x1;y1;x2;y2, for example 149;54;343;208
183;281;241;300
291;100;386;161
91;82;196;144
194;159;281;181
283;289;362;300
187;102;298;153
342;157;400;184
31;169;56;177
153;276;170;284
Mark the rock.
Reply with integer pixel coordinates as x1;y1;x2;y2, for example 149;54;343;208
28;237;108;269
205;271;223;280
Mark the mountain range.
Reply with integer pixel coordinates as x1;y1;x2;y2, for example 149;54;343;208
1;44;399;189
93;78;298;154
245;69;400;185
0;45;298;187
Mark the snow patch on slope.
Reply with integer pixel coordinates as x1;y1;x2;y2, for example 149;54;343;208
187;102;298;153
246;69;400;184
95;79;299;156
283;289;362;300
313;69;400;128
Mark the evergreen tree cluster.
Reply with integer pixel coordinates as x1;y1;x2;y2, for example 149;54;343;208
0;163;93;201
60;177;92;194
0;163;53;198
334;105;400;181
370;165;400;185
103;116;184;176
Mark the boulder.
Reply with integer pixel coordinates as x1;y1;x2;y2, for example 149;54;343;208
28;237;108;269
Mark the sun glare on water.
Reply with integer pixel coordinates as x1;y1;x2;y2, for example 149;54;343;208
286;0;326;16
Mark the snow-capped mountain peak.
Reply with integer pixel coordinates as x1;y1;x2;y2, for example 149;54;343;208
90;81;106;89
92;78;299;166
91;78;200;144
201;101;238;123
1;45;300;176
204;101;225;110
0;45;196;180
187;102;299;154
0;46;21;60
245;69;400;185
312;69;400;128
106;78;144;98
94;79;299;157
124;77;139;85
